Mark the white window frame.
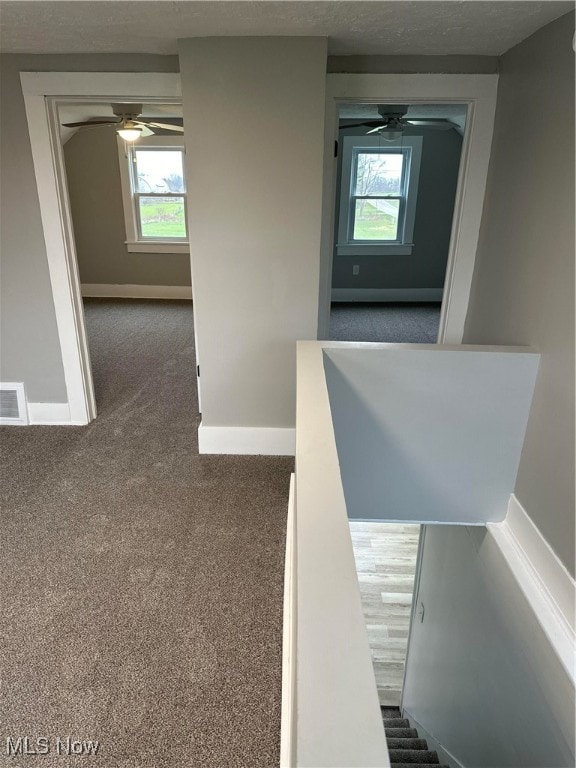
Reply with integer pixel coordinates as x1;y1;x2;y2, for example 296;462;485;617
117;135;189;254
337;135;422;256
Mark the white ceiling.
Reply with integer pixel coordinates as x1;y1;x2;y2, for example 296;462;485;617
1;1;573;56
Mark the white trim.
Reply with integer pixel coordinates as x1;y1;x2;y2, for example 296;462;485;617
81;284;192;300
487;494;576;681
20;72;182;425
402;710;465;768
331;288;443;303
280;473;297;768
125;242;190;254
0;382;29;425
318;74;499;342
198;423;296;456
28;402;73;425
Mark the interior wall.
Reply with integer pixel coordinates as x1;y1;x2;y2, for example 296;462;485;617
463;12;575;574
0;53;179;404
403;525;575;767
323;346;539;524
179;37;327;431
332;125;462;293
327;55;499;74
64;128;191;287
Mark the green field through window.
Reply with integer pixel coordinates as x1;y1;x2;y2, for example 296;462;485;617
139;197;186;238
353;200;399;240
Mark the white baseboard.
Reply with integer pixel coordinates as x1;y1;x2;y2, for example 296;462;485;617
81;283;192;300
331;288;443;303
402;710;464;768
198;423;296;455
27;402;73;425
280;474;296;768
488;494;576;680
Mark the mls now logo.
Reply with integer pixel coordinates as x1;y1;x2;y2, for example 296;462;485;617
5;736;100;756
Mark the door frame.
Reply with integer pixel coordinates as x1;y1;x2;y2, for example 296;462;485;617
318;73;499;342
20;72;182;424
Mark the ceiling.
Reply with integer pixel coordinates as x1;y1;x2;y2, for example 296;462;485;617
1;1;573;57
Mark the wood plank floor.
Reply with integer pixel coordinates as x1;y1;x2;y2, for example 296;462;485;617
349;521;420;706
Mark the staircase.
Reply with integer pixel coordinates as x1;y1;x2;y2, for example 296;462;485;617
382;707;450;767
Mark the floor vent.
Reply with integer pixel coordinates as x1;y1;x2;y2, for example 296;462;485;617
0;383;28;425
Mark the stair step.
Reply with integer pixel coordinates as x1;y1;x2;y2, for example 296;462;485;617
381;705;402;718
388;749;440;764
383;718;411;729
387;738;428;750
392;765;449;768
385;728;419;739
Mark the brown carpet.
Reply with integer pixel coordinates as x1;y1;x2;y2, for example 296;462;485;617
0;299;293;768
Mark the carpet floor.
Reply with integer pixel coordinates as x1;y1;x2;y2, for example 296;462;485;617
0;299;293;768
330;302;441;343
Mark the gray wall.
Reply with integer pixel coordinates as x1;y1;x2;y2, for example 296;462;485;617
324;346;539;525
64;128;191;287
0;54;179;403
463;12;575;574
332;125;462;292
179;37;327;430
327;55;499;74
403;525;575;767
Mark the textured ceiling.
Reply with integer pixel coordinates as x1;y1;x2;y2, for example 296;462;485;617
1;1;573;56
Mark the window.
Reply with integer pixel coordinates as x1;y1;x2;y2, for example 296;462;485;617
118;136;189;253
337;136;422;256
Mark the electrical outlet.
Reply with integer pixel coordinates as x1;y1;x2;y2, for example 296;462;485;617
352;264;360;276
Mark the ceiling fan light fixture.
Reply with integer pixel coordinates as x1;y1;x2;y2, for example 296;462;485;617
117;127;141;141
117;121;142;141
381;129;404;142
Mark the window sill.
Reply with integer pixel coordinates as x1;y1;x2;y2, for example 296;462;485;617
337;243;414;257
126;241;190;254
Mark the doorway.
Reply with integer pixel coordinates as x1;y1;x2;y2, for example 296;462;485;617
317;74;499;344
19;72;192;424
58;98;193;417
330;102;467;344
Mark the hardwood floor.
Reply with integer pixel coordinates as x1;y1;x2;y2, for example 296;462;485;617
349;521;420;706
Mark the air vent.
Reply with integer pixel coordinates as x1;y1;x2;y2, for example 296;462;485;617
0;383;28;425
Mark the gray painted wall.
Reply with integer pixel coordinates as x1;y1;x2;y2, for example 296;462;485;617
179;37;327;430
463;12;575;574
0;53;179;403
64;128;191;287
327;55;499;74
332;125;462;292
324;346;539;524
403;525;575;767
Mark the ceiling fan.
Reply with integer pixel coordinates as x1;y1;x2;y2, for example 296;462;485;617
62;103;184;141
343;105;454;136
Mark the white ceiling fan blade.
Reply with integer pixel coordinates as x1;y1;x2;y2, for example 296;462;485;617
145;121;185;133
407;119;453;130
135;125;155;137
